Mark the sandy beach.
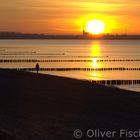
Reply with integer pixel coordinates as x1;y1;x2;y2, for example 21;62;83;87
0;69;140;140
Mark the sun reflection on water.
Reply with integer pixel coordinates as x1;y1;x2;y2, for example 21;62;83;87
88;42;104;80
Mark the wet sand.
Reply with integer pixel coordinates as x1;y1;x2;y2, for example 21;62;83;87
0;69;140;140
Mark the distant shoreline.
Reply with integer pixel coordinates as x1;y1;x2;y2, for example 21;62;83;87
0;32;140;40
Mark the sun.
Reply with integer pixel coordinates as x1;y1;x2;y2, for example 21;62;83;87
86;20;105;34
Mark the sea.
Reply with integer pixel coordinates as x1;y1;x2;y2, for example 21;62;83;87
0;39;140;92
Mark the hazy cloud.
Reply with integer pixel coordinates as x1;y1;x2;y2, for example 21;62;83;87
0;0;140;34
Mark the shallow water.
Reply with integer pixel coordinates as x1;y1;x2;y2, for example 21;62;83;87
0;39;140;92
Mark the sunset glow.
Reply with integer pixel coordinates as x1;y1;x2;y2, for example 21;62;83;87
0;0;140;34
86;20;105;34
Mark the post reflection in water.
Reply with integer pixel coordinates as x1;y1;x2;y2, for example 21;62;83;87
88;42;104;80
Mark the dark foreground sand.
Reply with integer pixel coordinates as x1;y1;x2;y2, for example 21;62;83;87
0;69;140;140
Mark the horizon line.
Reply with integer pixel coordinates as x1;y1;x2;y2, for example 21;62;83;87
1;31;140;36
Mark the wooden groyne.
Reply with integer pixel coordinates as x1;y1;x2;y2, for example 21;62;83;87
91;80;140;85
4;68;140;85
0;52;65;55
0;55;109;58
0;59;140;63
7;67;140;85
13;67;140;71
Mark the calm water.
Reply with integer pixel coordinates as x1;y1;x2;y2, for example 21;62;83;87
0;39;140;92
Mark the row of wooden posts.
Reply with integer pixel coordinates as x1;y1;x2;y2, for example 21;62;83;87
0;55;109;58
91;80;140;85
15;67;140;71
0;59;140;63
13;67;140;85
5;68;139;85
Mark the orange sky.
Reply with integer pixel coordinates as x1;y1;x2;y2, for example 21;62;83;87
0;0;140;35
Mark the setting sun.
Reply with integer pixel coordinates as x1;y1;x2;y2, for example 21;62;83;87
86;20;105;34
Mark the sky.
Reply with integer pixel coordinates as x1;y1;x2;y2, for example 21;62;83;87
0;0;140;35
